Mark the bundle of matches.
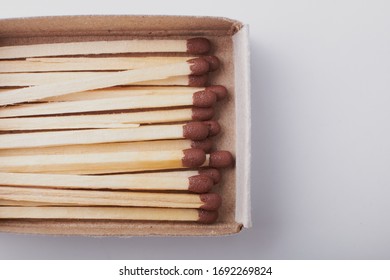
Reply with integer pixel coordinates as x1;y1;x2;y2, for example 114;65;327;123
0;37;234;224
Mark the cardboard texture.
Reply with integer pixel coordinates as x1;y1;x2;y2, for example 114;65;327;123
0;15;250;236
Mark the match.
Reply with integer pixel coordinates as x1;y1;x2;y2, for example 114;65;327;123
0;138;214;156
0;171;215;193
0;91;217;118
0;75;209;90
0;122;212;149
39;86;206;102
37;85;226;102
0;38;211;59
0;56;220;73
0;72;212;87
0;108;214;131
0;186;221;210
0;58;209;106
0;207;218;224
0;56;194;72
0;149;233;174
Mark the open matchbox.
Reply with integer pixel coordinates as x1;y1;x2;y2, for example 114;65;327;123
0;15;251;236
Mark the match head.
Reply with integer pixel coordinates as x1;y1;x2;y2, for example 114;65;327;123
207;85;228;101
191;107;215;121
209;151;234;168
198;168;221;184
187;58;209;75
203;55;220;72
188;175;214;193
192;90;217;107
188;74;208;87
203;120;221;137
190;138;213;153
200;193;222;211
198;210;219;224
186;37;211;54
182;148;206;168
182;122;209;141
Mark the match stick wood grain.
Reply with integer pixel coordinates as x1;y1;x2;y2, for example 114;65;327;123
0;56;197;73
0;207;217;223
0;138;213;156
0;150;232;174
40;86;204;102
0;91;216;118
0;75;207;89
36;85;225;102
0;123;209;149
0;38;210;59
0;172;214;193
0;200;53;206
0;149;206;174
0;71;211;87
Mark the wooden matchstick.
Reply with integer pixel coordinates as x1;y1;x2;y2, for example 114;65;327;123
0;207;218;223
0;200;54;206
0;55;220;73
0;58;209;106
0;171;215;193
0;149;233;174
0;75;209;88
0;72;211;87
0;122;210;149
0;90;217;118
0;56;197;72
0;138;214;156
40;86;204;102
38;85;225;102
0;186;221;210
0;38;211;59
0;108;214;131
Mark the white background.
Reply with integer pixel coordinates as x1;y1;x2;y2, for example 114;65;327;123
1;0;390;259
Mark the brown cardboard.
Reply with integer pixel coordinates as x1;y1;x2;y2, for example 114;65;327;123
0;15;248;236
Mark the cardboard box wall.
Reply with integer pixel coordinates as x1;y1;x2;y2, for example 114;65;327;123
0;15;251;236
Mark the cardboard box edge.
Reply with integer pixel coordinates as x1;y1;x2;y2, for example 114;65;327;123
233;25;252;228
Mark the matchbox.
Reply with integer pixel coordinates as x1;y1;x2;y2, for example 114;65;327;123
0;15;251;236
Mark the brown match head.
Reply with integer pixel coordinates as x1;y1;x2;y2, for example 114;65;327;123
200;193;222;211
188;74;208;87
183;122;209;141
187;58;209;75
190;138;213;153
188;175;214;193
203;55;220;72
207;85;228;101
192;90;217;107
203;120;221;137
186;37;211;54
198;210;218;224
191;107;215;121
198;168;221;184
182;148;206;168
209;151;234;168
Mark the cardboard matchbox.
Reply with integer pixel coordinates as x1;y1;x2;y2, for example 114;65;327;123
0;15;251;236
